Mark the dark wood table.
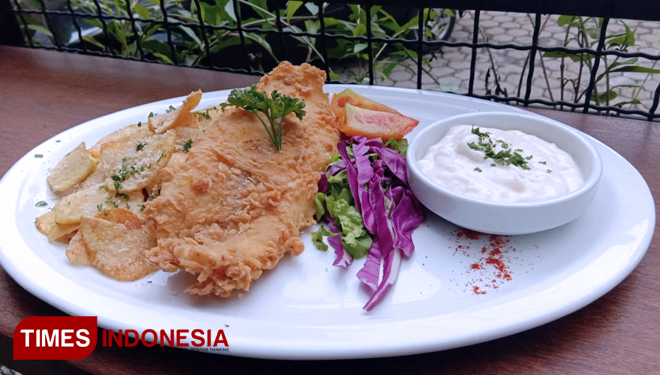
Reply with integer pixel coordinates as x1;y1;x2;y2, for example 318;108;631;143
1;45;658;375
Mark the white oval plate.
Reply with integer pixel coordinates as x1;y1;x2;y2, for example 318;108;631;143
0;85;654;360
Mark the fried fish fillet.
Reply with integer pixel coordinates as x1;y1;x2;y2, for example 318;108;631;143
144;62;339;296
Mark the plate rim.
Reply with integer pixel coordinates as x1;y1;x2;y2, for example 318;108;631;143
0;84;655;360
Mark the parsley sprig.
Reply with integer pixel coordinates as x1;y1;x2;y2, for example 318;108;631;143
111;158;138;192
468;127;531;170
220;85;306;151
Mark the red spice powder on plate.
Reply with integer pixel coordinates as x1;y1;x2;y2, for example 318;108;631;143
452;229;516;294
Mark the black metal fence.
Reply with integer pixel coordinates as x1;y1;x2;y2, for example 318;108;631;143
3;0;660;121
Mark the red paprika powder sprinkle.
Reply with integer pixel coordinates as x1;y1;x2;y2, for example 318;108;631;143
452;229;517;295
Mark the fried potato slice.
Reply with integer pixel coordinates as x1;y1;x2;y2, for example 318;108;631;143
67;209;142;267
35;211;55;236
81;216;156;281
52;185;145;225
88;125;153;158
149;90;202;134
97;208;142;230
36;211;80;243
99;131;176;193
47;143;97;193
66;231;91;266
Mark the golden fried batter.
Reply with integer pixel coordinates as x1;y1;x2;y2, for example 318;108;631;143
144;62;339;296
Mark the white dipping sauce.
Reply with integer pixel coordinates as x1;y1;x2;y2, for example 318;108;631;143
418;125;585;203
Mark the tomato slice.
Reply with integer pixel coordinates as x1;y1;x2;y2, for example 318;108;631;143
342;103;419;140
330;89;419;140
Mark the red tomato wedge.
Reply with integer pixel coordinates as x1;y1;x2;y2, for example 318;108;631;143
342;103;419;140
330;88;419;140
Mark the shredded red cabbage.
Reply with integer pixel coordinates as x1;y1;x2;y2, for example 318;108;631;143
314;136;424;311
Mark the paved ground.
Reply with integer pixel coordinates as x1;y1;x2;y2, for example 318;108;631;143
336;11;660;112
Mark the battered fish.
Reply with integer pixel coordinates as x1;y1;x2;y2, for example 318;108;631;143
144;62;339;297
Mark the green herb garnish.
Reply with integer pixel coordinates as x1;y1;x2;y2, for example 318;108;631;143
104;197;119;208
111;158;139;192
166;105;176;113
136;141;146;151
115;192;130;201
469;127;531;170
34;154;43;158
220;85;306;151
183;139;193;152
474;167;483;172
35;201;47;207
197;109;212;120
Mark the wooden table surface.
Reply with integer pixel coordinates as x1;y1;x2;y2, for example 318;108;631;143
0;45;658;375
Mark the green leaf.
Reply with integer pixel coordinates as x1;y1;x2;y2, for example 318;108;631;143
152;52;173;64
353;23;367;37
311;225;339;251
208;36;243;53
608;66;660;74
608;58;638;69
353;43;368;53
178;25;203;47
341;232;372;259
133;3;150;19
303;2;319;16
27;24;53;37
141;38;172;56
323;189;371;259
595;90;617;102
286;1;303;22
557;15;576;26
304;19;318;34
224;0;236;23
314;192;326;221
22;0;43;9
82;35;107;50
383;137;408;156
584;27;600;39
612;99;643;108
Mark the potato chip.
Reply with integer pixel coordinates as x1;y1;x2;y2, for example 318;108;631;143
35;211;55;236
149;90;202;134
81;217;156;281
99;131;176;193
96;208;142;230
75;164;107;191
66;231;91;266
53;185;145;225
36;211;80;243
47;142;97;193
174;127;202;153
88;124;153;158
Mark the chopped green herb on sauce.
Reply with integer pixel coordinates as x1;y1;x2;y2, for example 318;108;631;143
469;127;531;170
